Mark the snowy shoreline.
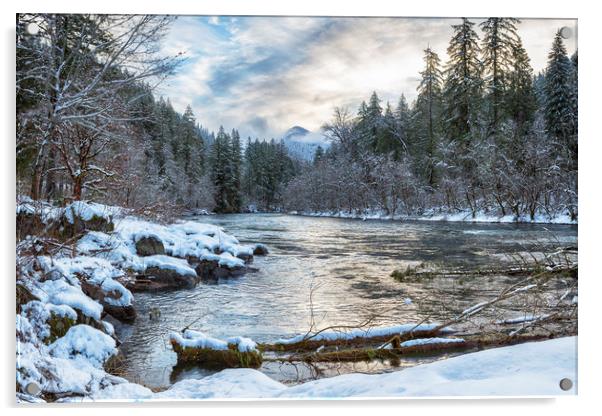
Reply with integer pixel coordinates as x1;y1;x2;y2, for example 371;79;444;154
16;200;265;402
73;336;577;401
16;200;577;402
288;209;577;225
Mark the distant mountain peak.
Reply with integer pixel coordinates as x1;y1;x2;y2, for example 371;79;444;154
282;126;311;141
280;125;329;162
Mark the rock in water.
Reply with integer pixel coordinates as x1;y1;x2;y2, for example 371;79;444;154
194;259;247;280
253;243;269;256
143;266;198;289
80;280;136;322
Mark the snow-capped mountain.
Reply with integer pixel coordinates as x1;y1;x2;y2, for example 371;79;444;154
281;126;329;162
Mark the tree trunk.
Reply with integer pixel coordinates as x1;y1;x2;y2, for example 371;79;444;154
72;176;83;201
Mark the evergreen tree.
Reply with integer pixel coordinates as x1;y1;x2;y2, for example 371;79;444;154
210;126;234;212
443;18;483;146
533;71;547;108
389;94;411;156
313;145;324;165
242;138;296;210
356;92;384;152
415;47;443;186
570;49;578;141
506;37;537;139
480;17;520;136
376;102;401;157
544;30;577;169
228;129;242;211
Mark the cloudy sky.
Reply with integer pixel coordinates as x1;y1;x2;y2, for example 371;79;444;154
157;16;577;140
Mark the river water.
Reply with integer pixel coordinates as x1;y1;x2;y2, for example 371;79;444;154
113;214;577;388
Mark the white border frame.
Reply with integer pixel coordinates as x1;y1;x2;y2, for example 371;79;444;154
2;1;598;414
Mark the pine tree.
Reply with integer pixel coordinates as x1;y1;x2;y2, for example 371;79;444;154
570;49;578;140
544;30;577;169
533;71;547;108
389;94;412;156
443;18;483;146
228;129;242;211
356;92;384;152
415;47;443;186
480;17;520;136
313;145;324;165
210;126;233;212
506;37;537;139
376;102;401;157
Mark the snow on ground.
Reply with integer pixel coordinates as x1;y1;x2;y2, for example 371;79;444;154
17;199;122;225
107;217;249;270
227;336;258;352
20;301;78;341
200;249;246;268
16;201;576;402
34;278;104;321
16;314;124;397
496;314;552;325
275;323;450;345
84;336;576;401
16;200;260;402
399;337;465;348
31;255;132;316
64;201;121;224
169;330;258;353
142;255;197;277
48;325;117;367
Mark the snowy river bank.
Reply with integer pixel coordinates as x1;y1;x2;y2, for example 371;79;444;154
77;336;578;400
16;206;577;402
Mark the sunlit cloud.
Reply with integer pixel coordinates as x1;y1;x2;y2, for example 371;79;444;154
157;16;577;140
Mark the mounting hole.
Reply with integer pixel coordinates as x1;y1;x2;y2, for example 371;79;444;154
559;378;573;391
25;382;41;396
25;23;39;36
560;26;573;40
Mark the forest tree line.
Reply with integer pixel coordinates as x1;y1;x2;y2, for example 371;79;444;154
286;18;578;220
16;14;297;213
16;16;577;219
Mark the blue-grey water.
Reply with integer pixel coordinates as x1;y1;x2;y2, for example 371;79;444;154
113;214;577;388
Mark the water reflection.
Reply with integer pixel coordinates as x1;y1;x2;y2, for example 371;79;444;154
114;214;577;388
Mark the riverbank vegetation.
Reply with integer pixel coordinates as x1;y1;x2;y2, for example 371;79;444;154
285;19;577;222
17;16;577;222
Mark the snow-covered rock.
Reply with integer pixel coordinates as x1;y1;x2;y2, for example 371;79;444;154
134;235;165;256
48;325;117;368
16;201;267;400
33;255;134;322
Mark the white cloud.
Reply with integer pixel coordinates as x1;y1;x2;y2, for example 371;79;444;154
158;16;577;140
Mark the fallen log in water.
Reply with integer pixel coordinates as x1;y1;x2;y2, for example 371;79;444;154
391;264;577;282
261;324;454;353
292;333;568;363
